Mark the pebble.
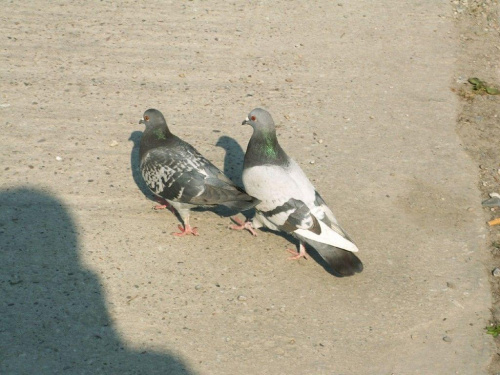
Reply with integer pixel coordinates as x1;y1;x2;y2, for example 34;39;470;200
492;268;500;277
482;193;500;208
310;160;315;164
109;140;119;147
442;336;452;343
55;156;62;161
237;295;247;301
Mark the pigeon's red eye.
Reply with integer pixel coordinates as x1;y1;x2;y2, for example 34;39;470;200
251;115;256;121
144;115;150;121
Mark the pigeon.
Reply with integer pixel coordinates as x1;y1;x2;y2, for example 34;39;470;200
231;108;363;276
139;109;258;236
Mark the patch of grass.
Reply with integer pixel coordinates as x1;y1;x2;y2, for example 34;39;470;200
486;325;500;337
468;77;500;95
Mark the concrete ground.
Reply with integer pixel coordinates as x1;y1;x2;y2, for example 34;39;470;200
0;1;495;374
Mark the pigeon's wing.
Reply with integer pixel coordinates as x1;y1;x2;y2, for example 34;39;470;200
141;143;256;209
260;197;358;253
286;159;355;243
140;146;211;203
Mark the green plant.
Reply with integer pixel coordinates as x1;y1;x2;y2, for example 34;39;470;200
486;325;500;337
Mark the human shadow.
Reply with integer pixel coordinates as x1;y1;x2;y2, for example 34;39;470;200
0;187;195;374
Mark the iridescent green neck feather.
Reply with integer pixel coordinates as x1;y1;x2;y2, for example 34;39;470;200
154;127;167;140
245;129;289;168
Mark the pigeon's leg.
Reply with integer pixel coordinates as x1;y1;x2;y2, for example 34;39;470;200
287;241;308;260
229;216;258;236
173;216;199;237
153;198;174;212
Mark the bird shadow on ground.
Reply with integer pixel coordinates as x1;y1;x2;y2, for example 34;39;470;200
215;135;245;189
128;130;156;201
0;187;196;374
212;135;255;219
255;228;345;278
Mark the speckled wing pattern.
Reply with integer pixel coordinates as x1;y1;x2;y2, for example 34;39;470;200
140;144;208;203
141;141;251;207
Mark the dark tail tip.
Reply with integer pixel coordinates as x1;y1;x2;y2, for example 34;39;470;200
306;239;363;277
330;250;363;277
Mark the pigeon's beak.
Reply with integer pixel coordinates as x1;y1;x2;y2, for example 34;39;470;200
139;118;145;124
242;117;249;125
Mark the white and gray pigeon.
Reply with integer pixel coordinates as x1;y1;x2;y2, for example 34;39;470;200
231;108;363;276
139;108;258;236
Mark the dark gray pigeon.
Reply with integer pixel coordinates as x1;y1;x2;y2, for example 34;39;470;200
139;109;258;236
231;108;363;276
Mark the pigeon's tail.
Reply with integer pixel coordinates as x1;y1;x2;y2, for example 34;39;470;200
296;235;363;277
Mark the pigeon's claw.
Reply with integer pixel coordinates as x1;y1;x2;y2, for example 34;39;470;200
287;242;308;260
229;216;258;236
173;224;199;237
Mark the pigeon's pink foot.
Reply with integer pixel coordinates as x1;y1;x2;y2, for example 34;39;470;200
287;243;308;260
153;200;175;212
173;224;199;237
229;216;257;236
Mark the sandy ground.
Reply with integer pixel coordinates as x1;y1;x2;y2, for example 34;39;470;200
453;1;500;374
1;1;497;374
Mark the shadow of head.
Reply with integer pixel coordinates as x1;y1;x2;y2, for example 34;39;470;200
129;130;155;200
215;136;245;188
0;187;195;374
128;130;143;145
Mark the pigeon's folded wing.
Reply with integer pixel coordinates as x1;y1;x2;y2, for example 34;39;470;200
261;198;358;253
141;147;211;204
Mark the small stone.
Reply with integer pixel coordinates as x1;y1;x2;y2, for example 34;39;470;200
237;295;247;301
492;268;500;277
318;139;324;144
310;160;315;164
178;73;186;78
285;78;293;82
442;336;452;343
109;140;119;147
55;156;63;161
195;285;202;290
